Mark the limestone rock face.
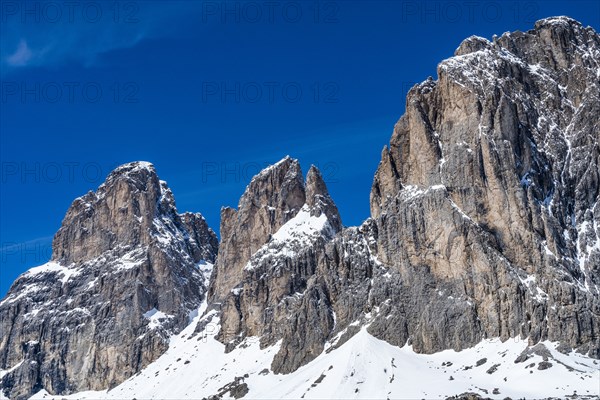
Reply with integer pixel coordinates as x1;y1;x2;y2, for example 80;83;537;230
368;16;600;356
207;156;306;304
0;162;217;400
180;212;220;265
213;160;343;373
212;16;600;376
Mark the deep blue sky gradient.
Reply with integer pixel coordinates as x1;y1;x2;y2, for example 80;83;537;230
1;0;599;296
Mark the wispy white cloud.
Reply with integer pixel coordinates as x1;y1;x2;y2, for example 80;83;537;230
6;39;33;66
0;2;204;72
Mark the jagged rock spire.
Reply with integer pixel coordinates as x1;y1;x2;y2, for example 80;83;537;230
208;156;306;304
211;158;343;361
306;165;342;232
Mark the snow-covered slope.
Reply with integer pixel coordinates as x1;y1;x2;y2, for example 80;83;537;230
25;306;599;400
245;204;336;271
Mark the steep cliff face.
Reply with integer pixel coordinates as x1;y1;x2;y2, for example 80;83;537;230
368;16;600;357
0;162;218;400
207;156;306;305
210;16;600;376
214;163;343;373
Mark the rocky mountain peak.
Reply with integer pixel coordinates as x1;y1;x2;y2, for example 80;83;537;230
305;165;329;205
0;162;217;400
51;161;172;265
102;160;157;185
369;15;600;360
100;161;172;214
306;165;342;232
305;165;327;196
209;159;343;360
534;15;583;30
2;16;599;400
208;156;308;303
454;17;587;59
238;155;305;213
454;35;492;56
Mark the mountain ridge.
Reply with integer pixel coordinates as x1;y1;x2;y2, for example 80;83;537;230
1;16;599;399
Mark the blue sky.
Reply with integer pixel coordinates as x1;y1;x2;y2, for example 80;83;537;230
1;0;599;296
